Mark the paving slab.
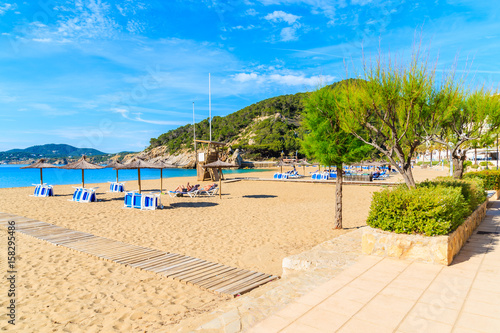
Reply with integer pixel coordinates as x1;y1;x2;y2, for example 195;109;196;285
247;199;500;333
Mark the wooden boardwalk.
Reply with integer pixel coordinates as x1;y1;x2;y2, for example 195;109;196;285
0;212;278;297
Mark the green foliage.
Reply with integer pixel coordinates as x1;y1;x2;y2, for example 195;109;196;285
419;177;486;212
148;92;308;159
367;178;486;236
464;170;500;190
464;161;473;167
479;161;493;167
335;51;456;188
471;164;479;169
301;85;373;167
0;144;106;161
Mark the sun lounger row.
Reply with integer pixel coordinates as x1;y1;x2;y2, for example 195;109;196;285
70;187;98;203
311;172;337;180
108;181;126;193
123;192;162;210
31;184;54;197
274;171;302;179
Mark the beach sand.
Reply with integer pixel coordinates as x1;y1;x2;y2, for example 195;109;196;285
0;167;448;332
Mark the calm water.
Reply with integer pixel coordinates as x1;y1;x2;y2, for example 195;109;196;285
0;164;267;189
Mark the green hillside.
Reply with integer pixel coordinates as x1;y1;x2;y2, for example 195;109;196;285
1;144;107;162
149;91;309;159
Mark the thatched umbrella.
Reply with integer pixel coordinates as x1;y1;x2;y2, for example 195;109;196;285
294;160;312;175
20;158;58;185
116;159;161;193
202;159;237;199
156;161;176;193
104;161;125;183
59;155;104;188
277;160;292;174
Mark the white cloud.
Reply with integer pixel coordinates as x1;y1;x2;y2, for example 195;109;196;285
246;8;258;16
112;108;185;126
231;25;256;30
280;27;298;41
27;0;147;43
264;10;300;24
232;72;335;86
233;73;259;82
0;3;15;15
257;0;339;25
126;19;145;34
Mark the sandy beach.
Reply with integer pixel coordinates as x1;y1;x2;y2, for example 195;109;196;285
0;167;449;332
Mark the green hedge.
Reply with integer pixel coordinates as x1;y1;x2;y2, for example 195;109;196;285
464;170;500;190
367;178;486;236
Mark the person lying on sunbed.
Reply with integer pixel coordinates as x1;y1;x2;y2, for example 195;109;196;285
174;182;193;192
203;183;216;191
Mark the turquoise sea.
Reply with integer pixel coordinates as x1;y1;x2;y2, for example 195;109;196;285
0;164;266;189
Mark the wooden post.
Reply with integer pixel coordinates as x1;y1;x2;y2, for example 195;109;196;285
160;169;163;194
138;168;142;194
219;168;222;199
116;169;119;183
82;169;85;188
40;168;43;185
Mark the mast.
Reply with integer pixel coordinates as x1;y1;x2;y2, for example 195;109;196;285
209;73;212;142
193;102;197;165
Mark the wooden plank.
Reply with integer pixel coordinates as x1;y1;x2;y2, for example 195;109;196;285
129;253;181;269
228;275;279;296
206;270;257;292
164;261;214;278
37;231;86;241
65;238;112;249
102;247;155;260
150;257;200;273
53;235;97;245
185;266;237;285
215;273;268;294
143;255;195;270
187;266;237;285
113;251;165;265
223;274;277;296
171;263;223;281
196;268;246;288
152;257;201;273
131;254;186;270
97;247;144;259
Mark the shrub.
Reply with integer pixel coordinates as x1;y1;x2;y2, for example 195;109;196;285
471;164;479;169
367;177;486;236
464;170;500;190
479;161;493;167
367;186;469;236
419;177;486;212
464;161;473;167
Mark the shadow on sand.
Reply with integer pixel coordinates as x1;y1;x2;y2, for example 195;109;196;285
242;194;277;199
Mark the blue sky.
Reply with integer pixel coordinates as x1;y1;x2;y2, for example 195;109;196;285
0;0;499;153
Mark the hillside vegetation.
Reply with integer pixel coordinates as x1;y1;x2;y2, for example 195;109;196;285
0;144;107;163
148;90;313;160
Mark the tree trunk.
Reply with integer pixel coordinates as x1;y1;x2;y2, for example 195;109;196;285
401;165;416;189
334;164;343;229
474;147;477;165
452;152;467;179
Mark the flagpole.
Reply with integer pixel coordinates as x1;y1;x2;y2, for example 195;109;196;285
193;102;197;164
209;73;212;142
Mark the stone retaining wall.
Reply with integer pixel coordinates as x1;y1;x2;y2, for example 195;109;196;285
362;200;488;265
